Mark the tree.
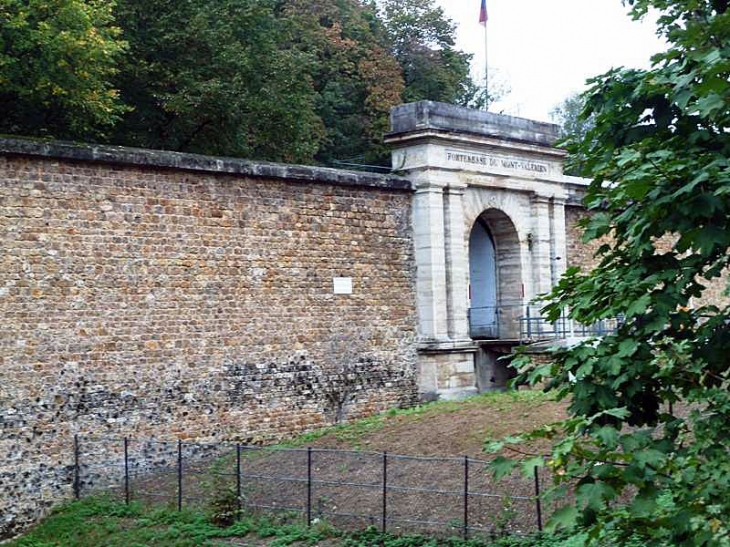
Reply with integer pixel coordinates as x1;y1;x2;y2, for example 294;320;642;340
0;0;506;165
110;0;324;163
0;0;127;140
280;0;404;166
496;1;730;544
550;93;595;176
378;0;485;107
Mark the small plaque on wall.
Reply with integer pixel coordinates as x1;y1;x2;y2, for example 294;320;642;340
333;277;353;295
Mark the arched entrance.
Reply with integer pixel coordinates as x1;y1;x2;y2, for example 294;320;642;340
469;219;498;338
468;209;523;340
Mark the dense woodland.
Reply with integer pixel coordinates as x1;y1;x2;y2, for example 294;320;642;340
0;0;494;166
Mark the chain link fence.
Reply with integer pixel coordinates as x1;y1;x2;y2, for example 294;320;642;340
74;436;549;540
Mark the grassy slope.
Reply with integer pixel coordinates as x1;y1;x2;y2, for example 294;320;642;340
287;389;567;456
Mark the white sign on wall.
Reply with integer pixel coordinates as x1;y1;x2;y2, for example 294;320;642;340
332;277;352;294
333;277;353;295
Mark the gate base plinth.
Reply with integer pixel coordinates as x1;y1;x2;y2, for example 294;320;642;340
416;340;479;401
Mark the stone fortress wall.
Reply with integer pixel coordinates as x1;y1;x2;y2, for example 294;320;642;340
0;140;419;539
4;100;722;539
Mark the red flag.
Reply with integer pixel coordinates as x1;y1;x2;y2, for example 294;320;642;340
479;0;488;25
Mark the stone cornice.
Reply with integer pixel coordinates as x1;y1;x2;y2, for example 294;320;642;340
387;101;561;148
0;137;413;192
386;130;567;160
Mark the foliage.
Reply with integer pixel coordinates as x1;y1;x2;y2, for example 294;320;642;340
378;0;493;109
497;1;730;545
549;93;595;176
281;0;404;166
1;0;500;164
0;0;127;140
109;0;323;163
9;496;590;547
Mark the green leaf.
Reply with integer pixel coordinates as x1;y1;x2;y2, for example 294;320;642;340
603;407;630;420
520;456;545;476
545;505;579;533
489;456;518;480
617;339;639;358
626;295;651;318
577;481;616;511
594;426;620;449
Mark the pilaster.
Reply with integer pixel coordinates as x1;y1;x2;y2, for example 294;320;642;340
531;195;554;297
412;177;449;341
550;197;568;285
443;185;470;341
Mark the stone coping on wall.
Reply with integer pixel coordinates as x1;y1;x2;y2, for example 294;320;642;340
386;101;560;148
0;136;412;192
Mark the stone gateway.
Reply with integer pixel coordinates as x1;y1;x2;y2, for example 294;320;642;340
1;102;595;538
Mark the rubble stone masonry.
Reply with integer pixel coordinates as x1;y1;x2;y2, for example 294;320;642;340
0;140;418;539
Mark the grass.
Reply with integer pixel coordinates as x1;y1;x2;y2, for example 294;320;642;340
9;497;587;547
280;390;554;451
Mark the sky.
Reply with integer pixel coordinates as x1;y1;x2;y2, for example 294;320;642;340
435;0;666;122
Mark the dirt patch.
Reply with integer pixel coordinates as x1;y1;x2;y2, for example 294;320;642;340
305;391;568;457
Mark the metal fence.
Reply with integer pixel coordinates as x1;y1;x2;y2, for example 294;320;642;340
74;436;551;540
520;306;624;342
468;304;623;342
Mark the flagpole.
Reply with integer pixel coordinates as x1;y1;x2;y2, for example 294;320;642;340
484;20;489;111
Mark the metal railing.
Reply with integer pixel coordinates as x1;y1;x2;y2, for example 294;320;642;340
73;435;552;540
468;305;622;342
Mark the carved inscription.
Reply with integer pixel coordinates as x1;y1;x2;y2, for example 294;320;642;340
446;150;549;174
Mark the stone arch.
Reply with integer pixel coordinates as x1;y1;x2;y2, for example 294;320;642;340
468;208;523;339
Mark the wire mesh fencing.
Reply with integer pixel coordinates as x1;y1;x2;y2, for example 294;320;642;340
74;435;549;540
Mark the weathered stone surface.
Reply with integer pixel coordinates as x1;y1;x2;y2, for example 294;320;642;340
565;205;603;272
0;137;411;191
388;101;560;147
0;149;418;539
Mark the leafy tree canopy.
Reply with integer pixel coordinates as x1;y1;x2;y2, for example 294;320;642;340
110;0;324;163
378;0;489;108
497;1;730;545
1;0;499;165
550;93;595;176
0;0;127;140
281;0;404;166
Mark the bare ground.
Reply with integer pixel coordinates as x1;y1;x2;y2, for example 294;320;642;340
302;390;568;457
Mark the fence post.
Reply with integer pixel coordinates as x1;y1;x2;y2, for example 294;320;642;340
307;447;312;527
73;435;80;500
526;306;532;339
124;437;130;505
236;444;242;517
534;465;543;532
177;440;183;512
382;452;388;534
463;456;469;540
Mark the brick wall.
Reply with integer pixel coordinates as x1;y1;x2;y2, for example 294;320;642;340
0;143;418;538
565;205;602;272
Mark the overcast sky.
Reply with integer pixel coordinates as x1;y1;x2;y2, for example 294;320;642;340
434;0;666;122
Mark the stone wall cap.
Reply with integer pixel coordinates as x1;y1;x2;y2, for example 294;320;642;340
387;101;560;147
0;137;412;192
